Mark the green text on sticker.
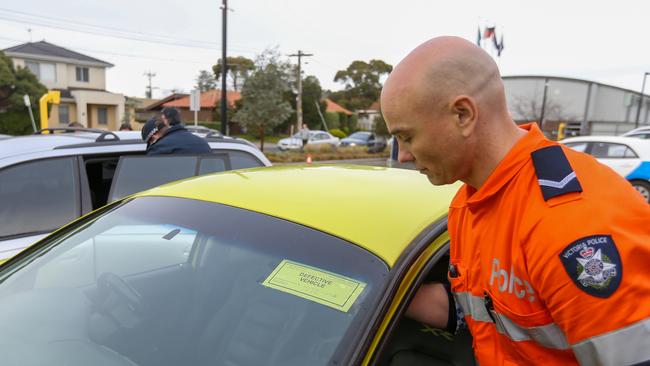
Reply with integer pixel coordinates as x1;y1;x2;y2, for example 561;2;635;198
262;259;366;312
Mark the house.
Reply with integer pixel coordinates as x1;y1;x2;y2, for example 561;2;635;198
3;41;125;130
325;98;353;116
124;96;160;129
162;89;241;122
357;101;381;131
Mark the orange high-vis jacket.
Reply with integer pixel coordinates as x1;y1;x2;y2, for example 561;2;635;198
448;123;650;365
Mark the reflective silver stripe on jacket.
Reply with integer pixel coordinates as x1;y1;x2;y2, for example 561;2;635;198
454;292;569;350
572;317;650;366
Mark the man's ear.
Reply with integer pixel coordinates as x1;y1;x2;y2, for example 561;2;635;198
451;95;477;137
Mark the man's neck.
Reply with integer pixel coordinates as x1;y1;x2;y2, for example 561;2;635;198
465;122;527;189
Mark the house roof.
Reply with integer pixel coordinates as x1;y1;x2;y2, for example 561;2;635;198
163;89;241;109
3;41;113;67
142;93;189;111
325;98;353;115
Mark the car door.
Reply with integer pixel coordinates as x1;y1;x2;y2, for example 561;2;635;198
0;156;84;260
589;142;641;176
107;154;231;203
359;221;476;366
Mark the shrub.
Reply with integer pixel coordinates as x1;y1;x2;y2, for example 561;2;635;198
324;111;340;129
305;143;336;153
329;128;346;138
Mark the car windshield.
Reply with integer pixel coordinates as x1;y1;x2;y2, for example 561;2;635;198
0;196;388;366
349;132;370;140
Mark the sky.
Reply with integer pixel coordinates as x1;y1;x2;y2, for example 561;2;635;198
0;0;648;99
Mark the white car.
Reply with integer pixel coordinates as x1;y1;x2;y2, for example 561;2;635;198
561;135;650;202
278;130;339;151
622;126;650;139
0;128;270;261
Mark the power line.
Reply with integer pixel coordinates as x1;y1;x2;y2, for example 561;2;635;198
0;35;213;65
0;8;257;53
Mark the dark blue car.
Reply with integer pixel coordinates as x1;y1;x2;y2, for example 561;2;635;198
340;132;387;153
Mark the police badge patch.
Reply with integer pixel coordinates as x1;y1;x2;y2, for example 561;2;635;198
559;235;622;298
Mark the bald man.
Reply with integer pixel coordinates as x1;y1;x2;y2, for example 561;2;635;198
382;36;650;365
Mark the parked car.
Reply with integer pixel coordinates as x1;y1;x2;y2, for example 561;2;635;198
0;127;270;260
185;125;224;138
0;165;472;366
622;126;650;139
561;135;650;202
277;130;339;151
340;131;387;153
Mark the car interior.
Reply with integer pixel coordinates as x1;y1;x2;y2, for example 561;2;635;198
375;250;477;366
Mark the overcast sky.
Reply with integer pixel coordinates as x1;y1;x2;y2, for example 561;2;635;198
0;0;648;99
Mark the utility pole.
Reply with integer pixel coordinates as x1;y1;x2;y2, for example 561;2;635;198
144;71;156;99
289;50;313;132
634;72;650;128
220;0;229;135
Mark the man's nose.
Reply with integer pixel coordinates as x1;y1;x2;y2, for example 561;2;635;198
398;149;414;163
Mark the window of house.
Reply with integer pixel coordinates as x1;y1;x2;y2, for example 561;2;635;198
40;63;56;81
97;107;108;125
76;67;89;82
25;61;39;77
24;61;56;82
59;105;70;124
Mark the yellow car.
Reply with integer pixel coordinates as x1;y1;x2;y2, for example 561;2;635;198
0;165;475;366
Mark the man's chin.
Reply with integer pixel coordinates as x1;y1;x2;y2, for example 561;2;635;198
425;174;447;186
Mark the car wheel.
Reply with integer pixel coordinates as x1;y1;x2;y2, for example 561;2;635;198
632;180;650;203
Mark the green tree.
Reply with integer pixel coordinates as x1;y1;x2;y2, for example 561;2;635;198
234;50;293;151
195;70;216;92
212;56;255;92
0;51;47;135
332;59;392;111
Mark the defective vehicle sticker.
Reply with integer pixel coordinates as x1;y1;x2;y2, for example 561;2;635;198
262;259;366;312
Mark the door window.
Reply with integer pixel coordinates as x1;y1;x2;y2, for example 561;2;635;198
564;142;588;153
590;142;637;159
0;157;79;238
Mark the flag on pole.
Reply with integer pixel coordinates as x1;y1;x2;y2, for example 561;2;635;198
497;34;505;56
477;26;482;46
483;27;495;39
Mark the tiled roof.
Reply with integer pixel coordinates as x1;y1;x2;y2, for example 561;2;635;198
325;98;353;115
3;41;113;66
143;93;189;111
163;89;241;109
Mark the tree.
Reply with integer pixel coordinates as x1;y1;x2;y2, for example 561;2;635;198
212;56;254;92
0;51;47;135
332;59;392;111
511;94;573;124
195;70;216;92
234;50;293;151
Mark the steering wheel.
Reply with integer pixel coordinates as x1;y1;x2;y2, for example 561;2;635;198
92;272;146;329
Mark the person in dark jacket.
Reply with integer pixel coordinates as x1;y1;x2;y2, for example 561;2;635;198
141;117;211;155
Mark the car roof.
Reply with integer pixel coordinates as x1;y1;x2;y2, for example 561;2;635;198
136;165;459;267
0;130;265;163
561;135;650;157
623;126;650;135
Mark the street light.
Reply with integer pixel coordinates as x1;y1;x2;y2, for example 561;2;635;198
634;72;650;128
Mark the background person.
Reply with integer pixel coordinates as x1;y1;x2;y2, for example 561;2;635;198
141;116;210;155
160;107;182;126
381;36;650;365
298;123;310;151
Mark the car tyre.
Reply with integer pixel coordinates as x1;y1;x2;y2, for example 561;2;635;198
631;180;650;203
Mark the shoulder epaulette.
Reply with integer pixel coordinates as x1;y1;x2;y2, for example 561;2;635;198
531;145;582;201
